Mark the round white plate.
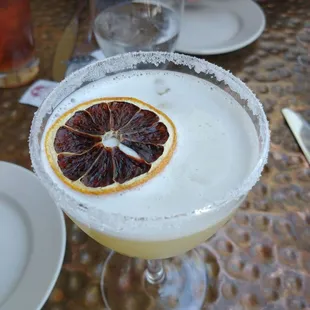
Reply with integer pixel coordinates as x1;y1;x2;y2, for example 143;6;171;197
0;162;66;310
176;0;266;55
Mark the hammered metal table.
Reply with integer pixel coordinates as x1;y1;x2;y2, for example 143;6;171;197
1;0;310;309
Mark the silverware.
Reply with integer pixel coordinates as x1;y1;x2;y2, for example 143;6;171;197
52;0;87;82
282;108;310;164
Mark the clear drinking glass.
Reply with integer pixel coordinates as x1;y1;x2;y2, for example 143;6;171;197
91;0;184;57
29;52;269;309
0;0;39;88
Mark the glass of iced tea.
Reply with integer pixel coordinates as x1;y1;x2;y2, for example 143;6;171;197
0;0;39;88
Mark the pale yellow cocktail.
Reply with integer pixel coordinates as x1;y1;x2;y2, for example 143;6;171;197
30;52;269;309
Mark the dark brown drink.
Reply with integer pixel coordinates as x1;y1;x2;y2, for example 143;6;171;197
0;0;34;73
0;0;38;88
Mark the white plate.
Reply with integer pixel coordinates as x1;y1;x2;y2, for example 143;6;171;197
0;162;66;310
176;0;266;55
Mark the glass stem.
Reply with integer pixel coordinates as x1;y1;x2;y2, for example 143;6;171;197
145;259;165;284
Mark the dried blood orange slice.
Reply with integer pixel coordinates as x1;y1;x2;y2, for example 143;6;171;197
45;97;176;194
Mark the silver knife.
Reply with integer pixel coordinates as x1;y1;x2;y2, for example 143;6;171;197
52;0;86;82
282;108;310;164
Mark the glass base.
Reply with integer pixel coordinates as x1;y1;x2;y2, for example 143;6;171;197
0;58;39;89
101;249;207;309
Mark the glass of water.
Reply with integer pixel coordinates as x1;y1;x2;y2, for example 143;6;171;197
91;0;184;57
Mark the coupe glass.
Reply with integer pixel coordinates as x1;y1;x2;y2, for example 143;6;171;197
29;52;269;309
91;0;184;57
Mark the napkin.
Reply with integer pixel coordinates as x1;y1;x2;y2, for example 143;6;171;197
19;50;106;108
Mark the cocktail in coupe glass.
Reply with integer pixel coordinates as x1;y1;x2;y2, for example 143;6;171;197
29;52;269;309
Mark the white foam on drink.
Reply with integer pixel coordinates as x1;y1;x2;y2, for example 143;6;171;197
40;70;260;240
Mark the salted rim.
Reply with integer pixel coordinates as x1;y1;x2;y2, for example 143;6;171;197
29;51;270;224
